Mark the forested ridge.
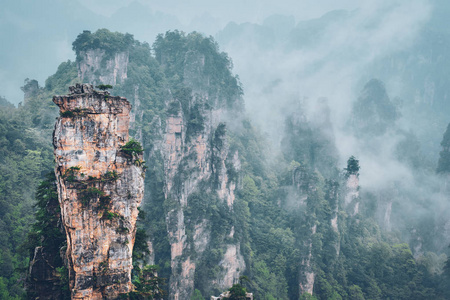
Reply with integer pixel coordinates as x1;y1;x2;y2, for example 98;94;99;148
0;28;449;300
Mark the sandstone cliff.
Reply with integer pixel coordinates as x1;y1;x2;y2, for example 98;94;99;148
77;49;128;86
292;166;316;296
70;30;246;299
161;46;244;296
164;102;243;299
53;83;144;299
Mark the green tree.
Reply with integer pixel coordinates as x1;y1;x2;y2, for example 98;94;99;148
344;156;360;177
130;265;165;299
96;84;113;91
299;293;318;300
348;285;364;300
191;289;205;300
228;283;247;300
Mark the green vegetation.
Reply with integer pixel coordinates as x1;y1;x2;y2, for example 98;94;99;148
116;226;129;234
344;155;360;177
60;108;89;118
1;27;447;300
128;265;165;299
102;211;119;221
103;171;119;181
96;84;113;91
45;60;79;94
99;195;112;210
153;30;243;109
191;289;205;300
121;138;144;156
282;112;339;178
79;187;105;206
186;103;206;141
72;29;134;60
60;110;74;118
351;79;398;137
167;101;181;115
0;91;56;298
25;172;69;299
227;283;247;299
63;165;81;182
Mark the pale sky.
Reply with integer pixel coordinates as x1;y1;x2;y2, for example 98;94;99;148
78;0;359;23
0;0;435;104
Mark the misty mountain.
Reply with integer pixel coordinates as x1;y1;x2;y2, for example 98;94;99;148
1;1;450;299
350;79;399;137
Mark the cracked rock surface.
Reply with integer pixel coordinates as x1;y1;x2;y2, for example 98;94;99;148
53;84;144;299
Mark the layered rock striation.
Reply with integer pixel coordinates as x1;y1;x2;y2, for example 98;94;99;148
53;84;144;299
77;49;128;86
164;101;243;300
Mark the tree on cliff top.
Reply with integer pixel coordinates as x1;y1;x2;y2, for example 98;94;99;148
96;84;113;91
153;30;243;109
72;29;134;58
350;79;398;137
344;155;360;177
227;283;247;299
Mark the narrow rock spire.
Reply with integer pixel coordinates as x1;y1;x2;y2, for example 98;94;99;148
53;83;145;299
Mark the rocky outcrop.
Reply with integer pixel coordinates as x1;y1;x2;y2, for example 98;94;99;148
299;224;316;296
22;78;40;103
344;174;359;215
327;181;340;255
350;79;398;138
53;83;144;299
291;166;317;296
77;49;128;86
73;32;246;299
164;102;243;299
212;238;246;289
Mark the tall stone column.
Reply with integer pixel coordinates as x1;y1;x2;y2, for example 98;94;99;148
53;84;145;299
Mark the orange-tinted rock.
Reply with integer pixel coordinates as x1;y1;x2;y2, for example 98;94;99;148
53;84;144;299
164;106;244;299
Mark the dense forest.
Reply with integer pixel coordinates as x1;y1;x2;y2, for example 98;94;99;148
1;23;450;300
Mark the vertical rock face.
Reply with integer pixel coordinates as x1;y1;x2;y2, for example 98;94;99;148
156;43;244;299
73;31;246;298
327;181;340;255
53;84;144;299
344;174;359;215
77;49;129;86
164;103;243;299
350;79;398;137
22;78;40;103
291;166;317;296
299;223;316;296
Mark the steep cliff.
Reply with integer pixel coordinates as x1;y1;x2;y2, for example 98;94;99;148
156;32;245;299
16;28;450;300
77;49;128;86
69;29;245;299
53;83;145;299
72;29;133;88
350;79;398;138
163;106;243;299
282;103;343;298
